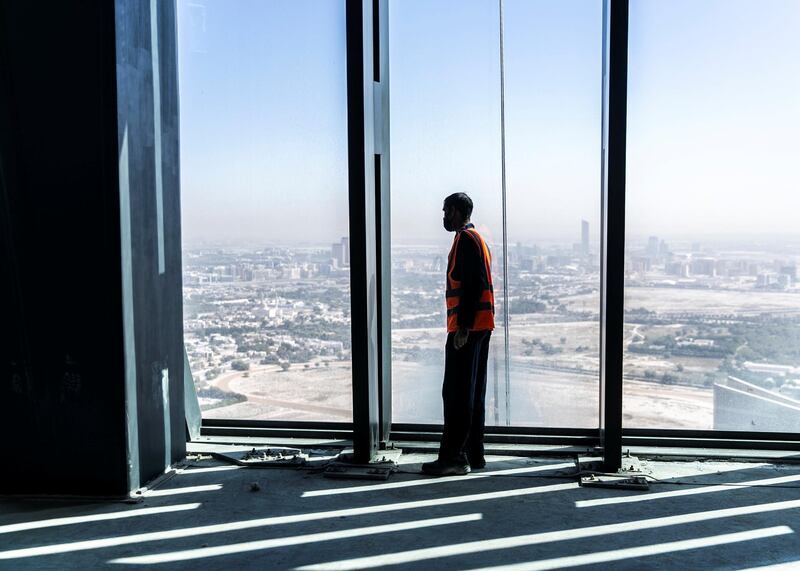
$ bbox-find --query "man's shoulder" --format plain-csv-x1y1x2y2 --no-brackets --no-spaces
456,230,483,259
458,229,483,248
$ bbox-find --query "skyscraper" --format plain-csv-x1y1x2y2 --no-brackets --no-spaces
331,237,349,268
581,220,589,255
341,237,350,266
647,236,660,257
331,242,345,268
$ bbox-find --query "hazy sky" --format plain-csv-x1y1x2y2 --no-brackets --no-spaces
177,0,800,246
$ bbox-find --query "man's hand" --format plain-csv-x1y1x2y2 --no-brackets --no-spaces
453,327,469,350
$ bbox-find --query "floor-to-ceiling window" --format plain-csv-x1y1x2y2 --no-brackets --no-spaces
177,0,353,421
503,0,604,428
623,0,800,431
389,0,604,427
389,0,506,424
177,0,800,447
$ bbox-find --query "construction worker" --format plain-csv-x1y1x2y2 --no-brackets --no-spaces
422,192,495,476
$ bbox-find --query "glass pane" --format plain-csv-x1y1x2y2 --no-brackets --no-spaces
623,0,800,430
504,0,604,427
177,0,352,421
389,0,507,424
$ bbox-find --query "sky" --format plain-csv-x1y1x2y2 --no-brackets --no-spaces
177,0,800,247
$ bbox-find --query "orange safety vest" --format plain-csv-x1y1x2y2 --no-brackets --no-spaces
446,227,495,332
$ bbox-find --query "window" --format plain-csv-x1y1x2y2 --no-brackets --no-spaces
623,0,800,431
389,0,604,427
178,0,800,449
389,0,505,424
177,0,352,421
504,0,604,427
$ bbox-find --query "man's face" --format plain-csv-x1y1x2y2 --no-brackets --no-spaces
442,204,457,232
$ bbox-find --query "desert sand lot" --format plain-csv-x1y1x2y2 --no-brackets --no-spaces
206,362,353,421
571,286,800,315
206,286,787,427
204,330,713,429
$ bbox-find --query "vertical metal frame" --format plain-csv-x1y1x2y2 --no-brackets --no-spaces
599,0,629,472
374,0,392,447
346,0,383,462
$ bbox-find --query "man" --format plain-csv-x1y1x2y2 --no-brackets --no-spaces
422,192,495,476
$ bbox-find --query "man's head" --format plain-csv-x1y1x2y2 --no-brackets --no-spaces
442,192,473,232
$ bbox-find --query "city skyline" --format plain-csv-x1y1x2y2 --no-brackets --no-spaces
180,225,800,250
183,231,800,429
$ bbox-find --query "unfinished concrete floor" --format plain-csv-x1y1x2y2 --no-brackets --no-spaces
2,447,800,570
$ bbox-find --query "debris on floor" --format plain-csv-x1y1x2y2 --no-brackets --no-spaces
213,447,307,467
322,450,402,481
323,462,396,481
579,474,650,490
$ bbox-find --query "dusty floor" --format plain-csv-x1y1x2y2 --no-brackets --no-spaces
2,448,800,570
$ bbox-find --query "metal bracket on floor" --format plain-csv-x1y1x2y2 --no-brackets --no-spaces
323,448,402,481
579,473,649,490
212,447,307,467
579,450,650,491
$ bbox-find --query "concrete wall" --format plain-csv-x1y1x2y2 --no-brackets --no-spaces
0,0,185,496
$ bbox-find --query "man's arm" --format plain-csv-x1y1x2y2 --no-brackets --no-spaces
453,233,487,331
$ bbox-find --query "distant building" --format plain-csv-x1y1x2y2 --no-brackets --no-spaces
331,242,345,268
630,256,651,274
252,269,277,280
647,236,660,257
757,272,777,288
690,257,716,277
547,255,571,267
665,260,689,278
341,237,350,266
581,220,590,255
331,237,349,268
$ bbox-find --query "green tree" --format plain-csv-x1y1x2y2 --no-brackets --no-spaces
231,360,250,372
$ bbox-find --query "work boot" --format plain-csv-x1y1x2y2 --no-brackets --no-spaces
467,456,486,470
466,449,486,470
421,458,471,476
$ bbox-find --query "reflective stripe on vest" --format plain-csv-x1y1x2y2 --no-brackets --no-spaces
446,228,495,332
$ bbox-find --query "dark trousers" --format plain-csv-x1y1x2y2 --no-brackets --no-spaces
438,329,492,463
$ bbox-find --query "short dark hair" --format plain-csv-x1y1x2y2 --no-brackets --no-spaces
444,192,473,219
